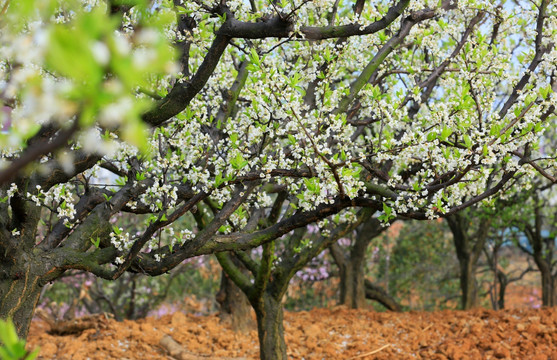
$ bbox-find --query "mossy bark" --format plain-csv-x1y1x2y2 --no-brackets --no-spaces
252,293,286,360
0,259,44,339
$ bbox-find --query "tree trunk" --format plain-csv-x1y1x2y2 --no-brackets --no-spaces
339,255,366,309
527,213,556,308
253,293,286,360
458,257,478,310
539,268,555,307
447,214,488,311
0,267,43,339
552,276,557,307
216,269,254,332
333,219,383,309
496,270,507,310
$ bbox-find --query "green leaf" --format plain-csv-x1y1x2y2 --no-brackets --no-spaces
288,134,296,145
91,237,100,248
439,126,452,141
249,48,260,66
303,178,320,194
539,84,552,100
463,134,472,148
116,176,128,186
231,153,248,170
489,124,501,136
524,93,536,107
0,319,18,347
230,133,238,148
122,119,149,153
0,318,38,360
47,26,101,84
382,202,392,216
215,173,224,187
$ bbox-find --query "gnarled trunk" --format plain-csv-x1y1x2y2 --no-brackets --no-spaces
253,293,286,360
0,261,43,339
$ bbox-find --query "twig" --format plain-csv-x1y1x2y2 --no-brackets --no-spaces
0,0,9,16
346,344,391,359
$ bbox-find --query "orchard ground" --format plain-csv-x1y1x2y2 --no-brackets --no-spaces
27,285,557,360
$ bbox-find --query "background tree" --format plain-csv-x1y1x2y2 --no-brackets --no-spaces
483,229,534,310
0,0,555,341
374,219,460,310
215,256,254,332
328,220,400,310
446,209,492,309
514,184,557,306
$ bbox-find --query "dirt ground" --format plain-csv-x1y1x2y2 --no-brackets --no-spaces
27,304,557,360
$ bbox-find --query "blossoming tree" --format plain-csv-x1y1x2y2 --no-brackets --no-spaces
0,0,555,350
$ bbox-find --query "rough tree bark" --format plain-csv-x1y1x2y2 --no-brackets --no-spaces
251,291,286,360
0,188,47,338
0,274,43,339
0,247,48,339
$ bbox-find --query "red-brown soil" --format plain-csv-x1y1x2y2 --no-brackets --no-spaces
28,306,557,360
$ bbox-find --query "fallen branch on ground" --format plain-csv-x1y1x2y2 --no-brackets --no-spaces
160,335,248,360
